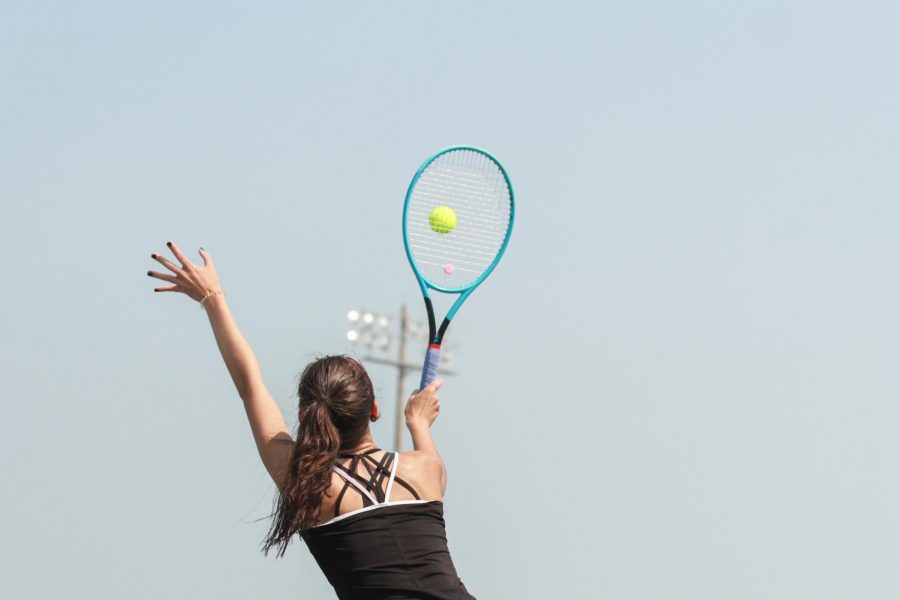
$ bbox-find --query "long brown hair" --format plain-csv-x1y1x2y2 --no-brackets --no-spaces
262,355,375,557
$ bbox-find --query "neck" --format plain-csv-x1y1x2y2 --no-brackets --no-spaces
341,430,377,453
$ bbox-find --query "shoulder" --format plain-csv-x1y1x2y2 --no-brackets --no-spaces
397,450,446,500
399,450,444,473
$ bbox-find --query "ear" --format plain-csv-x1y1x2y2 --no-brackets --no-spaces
371,399,380,422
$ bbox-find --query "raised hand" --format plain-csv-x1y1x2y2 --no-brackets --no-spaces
147,241,222,304
405,379,443,429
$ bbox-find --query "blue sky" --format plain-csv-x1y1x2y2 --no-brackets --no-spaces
2,2,899,598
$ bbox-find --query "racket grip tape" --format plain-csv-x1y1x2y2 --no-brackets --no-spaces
419,344,441,390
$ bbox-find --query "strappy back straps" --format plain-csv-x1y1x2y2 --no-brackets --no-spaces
332,449,421,517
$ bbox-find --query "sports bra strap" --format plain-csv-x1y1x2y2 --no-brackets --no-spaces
384,454,398,501
331,450,421,517
334,468,379,505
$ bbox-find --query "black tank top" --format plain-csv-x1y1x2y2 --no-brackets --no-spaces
301,449,475,600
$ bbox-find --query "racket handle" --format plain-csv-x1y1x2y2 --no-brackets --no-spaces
419,344,441,390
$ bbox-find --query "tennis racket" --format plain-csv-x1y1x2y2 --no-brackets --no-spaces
402,146,515,390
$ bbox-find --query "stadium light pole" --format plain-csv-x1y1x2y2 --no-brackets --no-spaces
345,305,456,451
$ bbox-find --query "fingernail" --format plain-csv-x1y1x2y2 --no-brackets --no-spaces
146,271,152,276
151,253,157,259
166,241,172,247
200,247,205,251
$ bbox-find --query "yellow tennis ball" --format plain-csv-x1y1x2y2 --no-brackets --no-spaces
429,206,457,234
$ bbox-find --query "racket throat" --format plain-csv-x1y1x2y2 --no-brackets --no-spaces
423,297,452,344
424,297,437,342
435,319,450,344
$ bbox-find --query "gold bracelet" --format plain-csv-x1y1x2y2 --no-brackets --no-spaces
199,288,225,308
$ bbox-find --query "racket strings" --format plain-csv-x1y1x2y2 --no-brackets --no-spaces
406,149,512,288
406,231,506,253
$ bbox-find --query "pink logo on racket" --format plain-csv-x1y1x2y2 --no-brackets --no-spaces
443,264,455,275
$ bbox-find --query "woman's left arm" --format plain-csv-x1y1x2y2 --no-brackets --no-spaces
148,242,292,488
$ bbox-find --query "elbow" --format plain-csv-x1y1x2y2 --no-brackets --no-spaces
235,377,254,402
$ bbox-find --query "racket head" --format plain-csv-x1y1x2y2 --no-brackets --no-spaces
402,146,515,296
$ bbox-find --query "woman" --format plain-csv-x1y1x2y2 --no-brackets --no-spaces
147,241,475,600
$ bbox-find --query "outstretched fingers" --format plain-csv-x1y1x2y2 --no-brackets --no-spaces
166,241,194,270
198,247,213,267
151,251,182,275
147,270,176,283
148,241,223,303
147,267,181,293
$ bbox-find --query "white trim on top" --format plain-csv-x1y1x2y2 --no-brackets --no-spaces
384,451,399,501
311,500,435,529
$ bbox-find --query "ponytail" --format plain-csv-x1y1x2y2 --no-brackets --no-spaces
262,355,373,557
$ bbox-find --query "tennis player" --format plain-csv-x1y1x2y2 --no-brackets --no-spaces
148,241,475,600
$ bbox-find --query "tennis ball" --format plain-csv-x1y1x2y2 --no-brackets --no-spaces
429,206,457,234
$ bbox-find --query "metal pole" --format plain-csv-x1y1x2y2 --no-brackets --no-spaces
393,304,408,451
